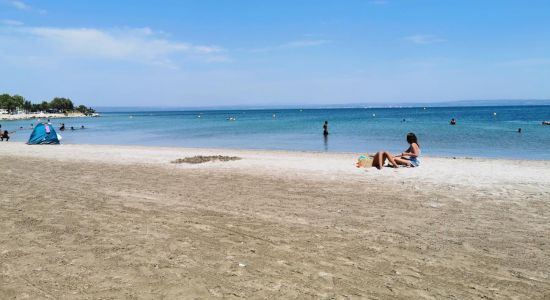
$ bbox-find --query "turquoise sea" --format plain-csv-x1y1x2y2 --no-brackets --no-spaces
2,105,550,160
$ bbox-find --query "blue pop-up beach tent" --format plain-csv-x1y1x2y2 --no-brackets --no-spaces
27,123,60,145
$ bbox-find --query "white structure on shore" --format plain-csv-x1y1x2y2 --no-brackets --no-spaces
0,111,99,121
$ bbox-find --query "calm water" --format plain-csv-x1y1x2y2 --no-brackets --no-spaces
2,106,550,160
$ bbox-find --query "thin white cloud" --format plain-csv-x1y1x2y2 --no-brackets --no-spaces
251,39,332,52
497,58,550,67
404,34,446,45
281,39,331,48
1,19,23,26
7,0,47,14
1,25,226,68
10,0,29,10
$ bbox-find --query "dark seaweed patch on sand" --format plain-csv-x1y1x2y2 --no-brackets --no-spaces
171,155,242,164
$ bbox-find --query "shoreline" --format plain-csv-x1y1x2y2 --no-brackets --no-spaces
1,142,550,188
0,112,99,121
2,141,549,163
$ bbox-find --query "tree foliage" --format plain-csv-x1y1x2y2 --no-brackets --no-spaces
0,94,25,113
0,93,94,115
76,104,96,115
49,97,74,111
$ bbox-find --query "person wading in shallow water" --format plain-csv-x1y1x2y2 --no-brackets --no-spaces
323,121,329,136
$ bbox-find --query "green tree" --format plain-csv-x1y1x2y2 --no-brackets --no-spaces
1,93,95,114
76,105,87,114
76,104,95,115
10,95,25,113
39,101,49,111
49,97,74,112
31,103,41,112
23,100,32,113
0,94,26,113
0,94,11,110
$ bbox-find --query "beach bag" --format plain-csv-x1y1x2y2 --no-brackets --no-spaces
356,155,373,168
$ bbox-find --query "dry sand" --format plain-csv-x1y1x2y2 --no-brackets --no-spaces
0,142,549,299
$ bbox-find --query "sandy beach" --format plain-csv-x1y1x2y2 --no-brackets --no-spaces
1,142,549,299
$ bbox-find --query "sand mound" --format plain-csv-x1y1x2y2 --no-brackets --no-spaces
171,155,242,164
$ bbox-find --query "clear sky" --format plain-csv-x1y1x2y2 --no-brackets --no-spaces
1,0,549,107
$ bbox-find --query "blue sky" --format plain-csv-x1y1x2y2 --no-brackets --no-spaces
1,0,549,107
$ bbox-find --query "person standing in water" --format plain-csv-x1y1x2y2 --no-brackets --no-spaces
323,121,329,136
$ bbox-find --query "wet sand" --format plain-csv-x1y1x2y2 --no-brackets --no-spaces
1,143,549,299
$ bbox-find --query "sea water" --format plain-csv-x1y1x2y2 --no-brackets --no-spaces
2,105,550,160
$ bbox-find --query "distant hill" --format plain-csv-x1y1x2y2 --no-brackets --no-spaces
95,99,550,112
413,99,550,107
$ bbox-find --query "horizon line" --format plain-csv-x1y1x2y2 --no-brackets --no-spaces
93,99,550,112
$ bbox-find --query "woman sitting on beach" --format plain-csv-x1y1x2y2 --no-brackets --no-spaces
371,132,420,169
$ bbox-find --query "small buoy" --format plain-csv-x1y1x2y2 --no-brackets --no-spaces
197,115,201,118
372,113,376,117
272,114,276,118
493,112,497,116
423,107,427,110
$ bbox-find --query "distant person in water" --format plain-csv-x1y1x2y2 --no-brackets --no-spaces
518,128,522,133
81,125,85,129
371,133,421,169
0,130,9,141
323,121,329,136
70,126,75,130
450,118,457,125
59,123,65,131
